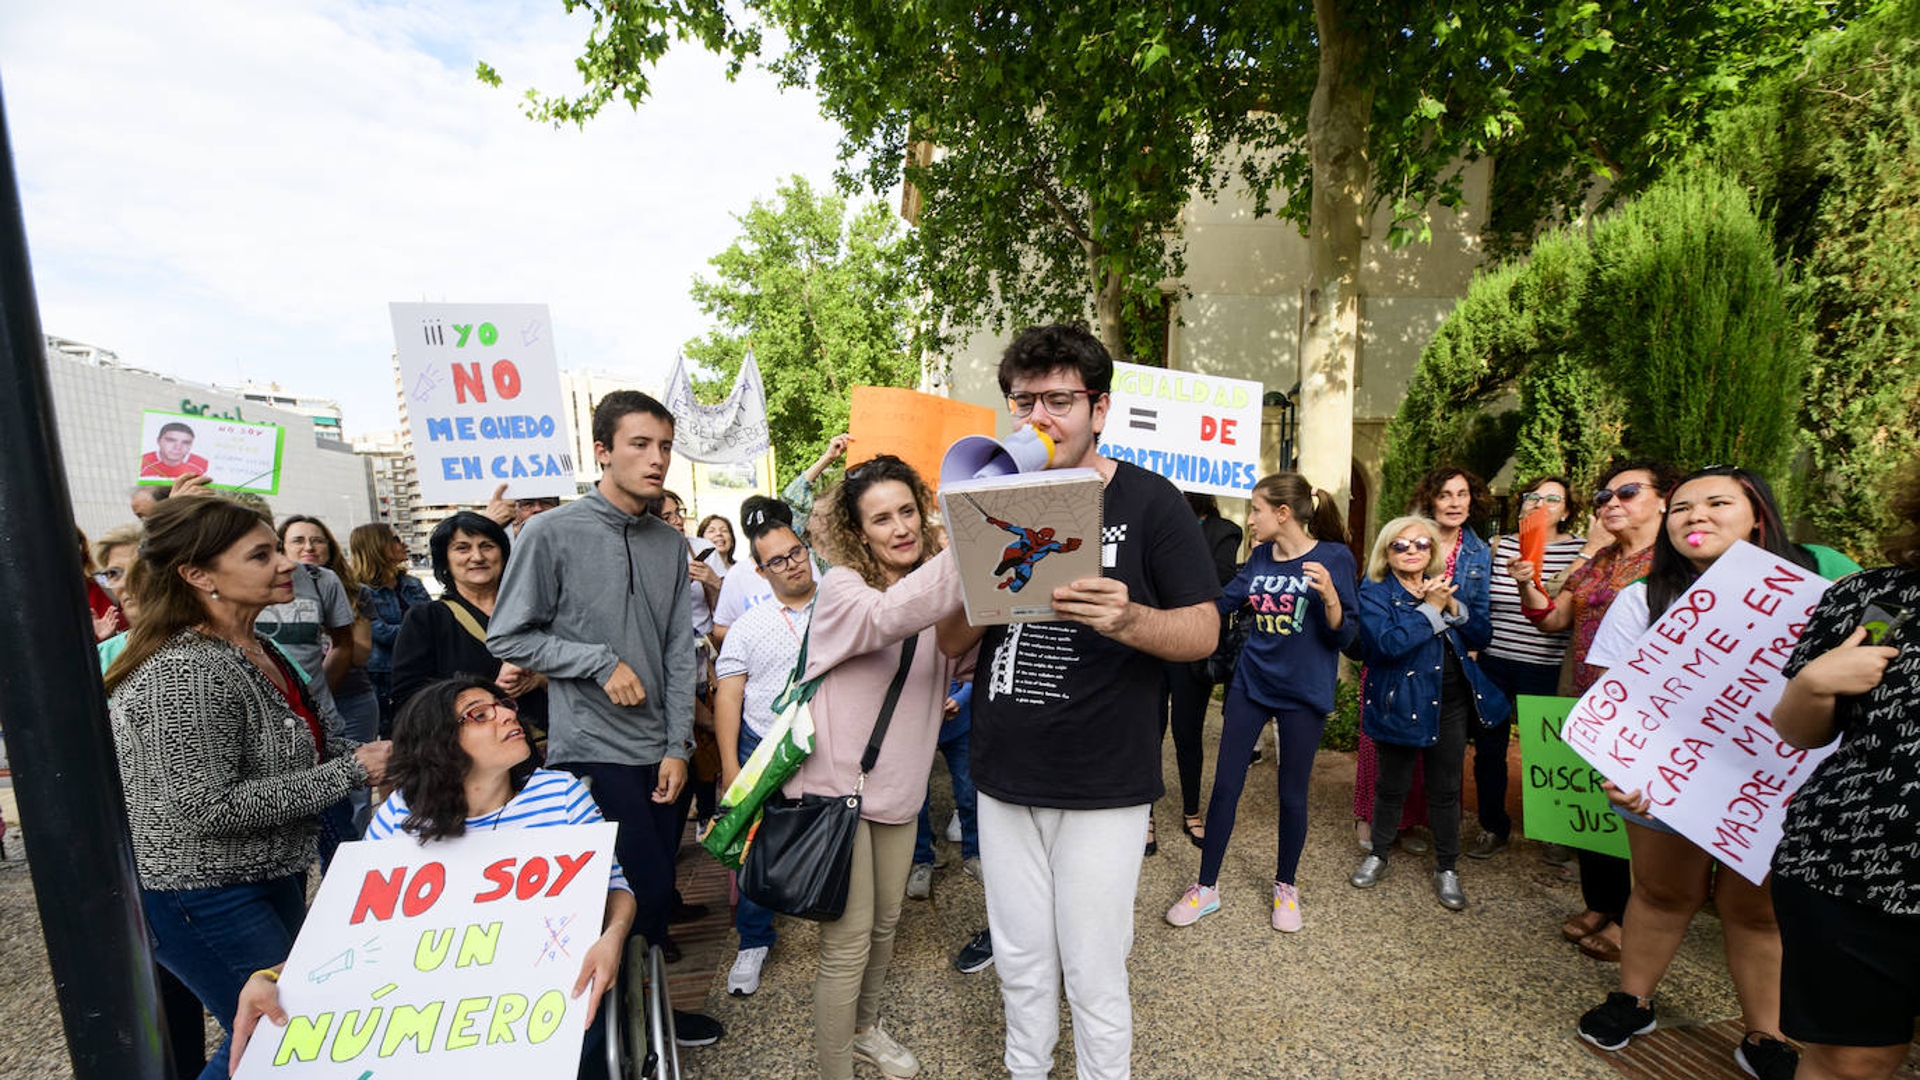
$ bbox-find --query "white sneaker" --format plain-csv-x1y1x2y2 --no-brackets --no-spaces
945,811,962,843
905,863,933,900
962,856,982,883
727,946,768,996
852,1023,921,1078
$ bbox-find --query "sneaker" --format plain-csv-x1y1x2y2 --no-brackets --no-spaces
1734,1032,1799,1080
954,929,994,973
852,1023,921,1078
905,863,933,901
672,1009,725,1047
668,900,710,923
945,811,962,843
1271,882,1303,932
1577,992,1656,1051
1433,869,1468,911
1165,884,1221,927
727,946,768,996
962,856,982,882
1465,830,1508,860
1540,842,1575,866
1350,854,1389,888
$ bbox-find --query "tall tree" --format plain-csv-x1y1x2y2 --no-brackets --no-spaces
681,176,923,488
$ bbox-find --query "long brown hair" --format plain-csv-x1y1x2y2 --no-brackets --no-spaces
349,523,401,589
278,514,361,601
1253,472,1347,546
104,497,271,694
822,454,942,589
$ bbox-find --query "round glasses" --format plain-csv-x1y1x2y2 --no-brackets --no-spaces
459,696,519,725
1006,390,1100,418
1520,492,1565,505
760,544,811,573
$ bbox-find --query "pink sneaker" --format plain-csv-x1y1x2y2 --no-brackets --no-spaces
1165,884,1221,927
1272,882,1303,932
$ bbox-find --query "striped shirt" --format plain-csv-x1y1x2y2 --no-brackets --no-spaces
365,768,630,893
1484,533,1587,666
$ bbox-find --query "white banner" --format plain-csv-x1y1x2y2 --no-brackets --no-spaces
390,303,576,504
136,409,285,494
234,822,616,1078
663,352,771,463
1099,361,1264,498
1561,542,1834,883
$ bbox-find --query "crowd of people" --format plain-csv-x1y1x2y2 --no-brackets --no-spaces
77,321,1918,1080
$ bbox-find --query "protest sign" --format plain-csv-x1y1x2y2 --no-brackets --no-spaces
663,352,771,463
1099,362,1264,499
233,822,616,1079
849,386,996,490
1516,695,1630,858
390,303,575,504
1561,541,1834,883
136,409,284,493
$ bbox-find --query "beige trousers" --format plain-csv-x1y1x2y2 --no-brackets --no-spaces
813,818,916,1080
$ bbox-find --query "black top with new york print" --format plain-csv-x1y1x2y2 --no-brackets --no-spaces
1772,567,1920,916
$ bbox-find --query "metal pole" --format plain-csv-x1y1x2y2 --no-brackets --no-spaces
0,76,174,1079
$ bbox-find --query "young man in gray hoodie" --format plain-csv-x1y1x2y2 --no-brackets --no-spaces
488,389,723,1046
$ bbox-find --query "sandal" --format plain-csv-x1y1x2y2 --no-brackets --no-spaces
1562,909,1609,943
1145,818,1158,857
1183,814,1206,847
1577,924,1623,963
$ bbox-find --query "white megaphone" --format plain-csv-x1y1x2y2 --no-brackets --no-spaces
940,425,1055,486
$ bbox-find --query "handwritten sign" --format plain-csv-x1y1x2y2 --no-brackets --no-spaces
1561,542,1833,883
136,409,284,493
1516,696,1629,858
1100,362,1264,498
390,303,575,504
233,823,616,1079
849,386,996,491
664,352,771,463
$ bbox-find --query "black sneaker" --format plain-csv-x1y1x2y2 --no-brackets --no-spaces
668,900,710,924
1578,992,1655,1051
672,1009,725,1047
954,929,994,974
1734,1032,1798,1080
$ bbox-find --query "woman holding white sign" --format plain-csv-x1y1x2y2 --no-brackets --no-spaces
1575,465,1839,1079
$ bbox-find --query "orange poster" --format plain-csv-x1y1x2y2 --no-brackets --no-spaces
849,386,997,490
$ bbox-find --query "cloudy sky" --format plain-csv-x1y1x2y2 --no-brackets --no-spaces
0,0,851,437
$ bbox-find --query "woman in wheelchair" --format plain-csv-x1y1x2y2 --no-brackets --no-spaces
228,675,636,1075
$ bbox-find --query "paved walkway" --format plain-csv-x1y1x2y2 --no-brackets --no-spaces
5,710,1918,1078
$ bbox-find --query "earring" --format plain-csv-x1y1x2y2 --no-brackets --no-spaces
211,587,220,601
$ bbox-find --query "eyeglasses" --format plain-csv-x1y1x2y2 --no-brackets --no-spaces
760,544,810,573
459,696,519,725
1006,390,1100,418
1520,493,1565,506
1389,538,1435,554
1593,482,1648,507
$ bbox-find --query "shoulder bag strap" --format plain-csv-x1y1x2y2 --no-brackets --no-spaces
442,597,488,645
857,634,920,777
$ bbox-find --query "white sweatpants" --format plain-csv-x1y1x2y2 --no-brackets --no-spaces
978,791,1150,1080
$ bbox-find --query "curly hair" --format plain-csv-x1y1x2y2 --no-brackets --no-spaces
997,322,1114,396
1408,465,1493,524
820,454,942,589
387,674,537,843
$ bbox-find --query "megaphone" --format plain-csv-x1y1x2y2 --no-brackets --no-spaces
941,426,1055,486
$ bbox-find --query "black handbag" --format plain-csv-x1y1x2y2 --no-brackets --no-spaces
740,634,919,921
1203,608,1252,684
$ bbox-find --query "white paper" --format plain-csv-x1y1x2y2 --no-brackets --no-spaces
1099,362,1264,498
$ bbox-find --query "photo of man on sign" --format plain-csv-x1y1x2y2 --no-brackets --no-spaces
139,421,209,480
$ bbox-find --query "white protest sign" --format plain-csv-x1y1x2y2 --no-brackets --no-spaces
136,409,285,493
233,822,616,1079
390,303,576,504
1560,542,1833,883
663,352,771,463
1099,361,1264,498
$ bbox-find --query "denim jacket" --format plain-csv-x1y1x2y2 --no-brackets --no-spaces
1357,575,1511,747
362,571,431,674
1450,528,1494,651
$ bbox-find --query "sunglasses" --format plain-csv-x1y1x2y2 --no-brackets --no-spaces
1593,482,1648,507
459,696,519,725
1389,537,1434,554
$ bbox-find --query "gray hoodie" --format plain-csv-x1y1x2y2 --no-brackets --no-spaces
488,488,694,767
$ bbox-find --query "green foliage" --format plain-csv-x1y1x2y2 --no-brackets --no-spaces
682,176,923,489
1321,676,1362,753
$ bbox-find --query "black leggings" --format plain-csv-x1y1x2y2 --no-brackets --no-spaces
1371,693,1471,871
1161,663,1213,817
1198,681,1325,887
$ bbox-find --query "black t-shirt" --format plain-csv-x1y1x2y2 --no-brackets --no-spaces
971,460,1222,808
1772,567,1920,916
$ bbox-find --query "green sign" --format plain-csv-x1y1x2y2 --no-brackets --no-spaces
1517,695,1630,858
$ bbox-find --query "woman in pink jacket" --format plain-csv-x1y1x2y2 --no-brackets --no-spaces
787,454,972,1080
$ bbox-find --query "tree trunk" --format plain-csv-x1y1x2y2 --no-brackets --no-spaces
1300,0,1372,517
1094,263,1126,360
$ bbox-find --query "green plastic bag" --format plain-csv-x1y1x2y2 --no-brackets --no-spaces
701,621,820,869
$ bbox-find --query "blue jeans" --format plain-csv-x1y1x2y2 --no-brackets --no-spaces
141,874,307,1080
733,727,777,950
913,713,978,865
333,686,381,830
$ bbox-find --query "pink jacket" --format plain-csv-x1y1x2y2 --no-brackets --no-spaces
785,549,964,824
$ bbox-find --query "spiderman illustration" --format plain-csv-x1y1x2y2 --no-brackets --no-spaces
987,514,1083,592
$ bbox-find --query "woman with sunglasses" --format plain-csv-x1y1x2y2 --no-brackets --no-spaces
1570,465,1825,1079
229,675,634,1077
1350,516,1509,910
1510,457,1679,962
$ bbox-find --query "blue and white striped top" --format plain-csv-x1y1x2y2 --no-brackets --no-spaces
365,768,630,893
